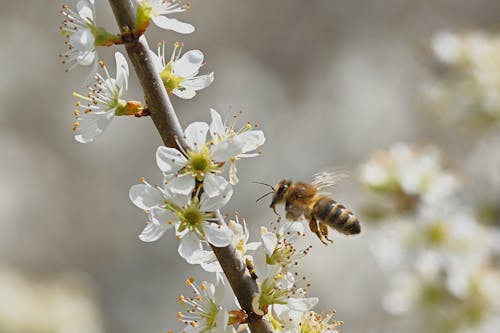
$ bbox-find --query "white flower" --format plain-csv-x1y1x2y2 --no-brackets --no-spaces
177,278,234,333
209,109,266,184
135,0,194,34
382,272,418,315
426,31,500,127
228,217,261,257
252,264,318,316
255,222,309,273
269,306,342,333
60,0,99,85
156,123,230,197
297,311,342,333
252,224,316,316
431,31,462,65
269,304,302,333
156,111,264,195
72,52,129,143
187,216,262,274
359,143,459,205
151,42,213,99
129,180,233,263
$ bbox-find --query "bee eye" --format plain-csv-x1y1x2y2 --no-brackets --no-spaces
278,185,287,195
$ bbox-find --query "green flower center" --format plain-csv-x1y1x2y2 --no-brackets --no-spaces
174,199,213,235
190,153,209,171
185,146,218,181
113,99,128,115
183,206,203,226
266,241,293,266
258,274,288,310
201,301,219,330
160,62,185,92
425,221,448,245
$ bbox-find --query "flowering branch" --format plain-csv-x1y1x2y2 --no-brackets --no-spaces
210,211,272,332
108,0,185,149
107,1,272,332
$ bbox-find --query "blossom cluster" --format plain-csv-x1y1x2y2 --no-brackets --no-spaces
129,108,264,264
359,143,500,333
359,142,460,216
172,219,340,333
62,0,213,143
61,1,348,332
425,30,500,130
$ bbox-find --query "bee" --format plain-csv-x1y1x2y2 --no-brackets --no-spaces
257,172,361,244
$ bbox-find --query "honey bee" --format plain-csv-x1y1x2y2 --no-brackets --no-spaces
257,172,361,244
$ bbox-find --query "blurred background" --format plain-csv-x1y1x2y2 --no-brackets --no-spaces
2,0,500,332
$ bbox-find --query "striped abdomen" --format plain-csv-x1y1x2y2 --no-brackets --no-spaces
312,197,361,235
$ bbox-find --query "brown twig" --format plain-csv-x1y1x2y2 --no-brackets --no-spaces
107,1,272,332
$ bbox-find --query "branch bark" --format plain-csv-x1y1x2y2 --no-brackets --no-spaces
108,1,273,332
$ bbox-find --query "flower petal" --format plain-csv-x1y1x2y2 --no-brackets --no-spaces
229,160,238,185
228,220,243,238
151,16,195,34
114,51,129,91
162,189,191,208
200,260,222,273
70,28,95,53
172,88,197,99
246,242,261,251
180,72,214,91
156,146,187,174
214,276,226,304
261,230,277,256
165,173,195,196
74,111,114,143
253,247,269,278
188,249,217,265
204,174,231,198
77,0,95,21
209,108,225,141
210,130,265,161
173,50,204,78
184,122,208,152
139,208,174,242
150,207,176,226
129,183,164,210
286,297,318,312
210,138,245,162
238,130,266,153
178,232,203,263
148,49,164,73
139,220,169,242
200,183,233,211
215,307,228,332
203,221,233,247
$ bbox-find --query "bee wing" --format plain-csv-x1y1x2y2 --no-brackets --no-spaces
311,169,349,195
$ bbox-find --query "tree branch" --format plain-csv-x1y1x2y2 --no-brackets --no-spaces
107,1,273,332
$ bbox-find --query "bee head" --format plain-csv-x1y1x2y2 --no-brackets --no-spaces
270,179,292,214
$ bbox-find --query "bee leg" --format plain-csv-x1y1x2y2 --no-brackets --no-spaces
309,217,329,245
319,223,333,243
285,200,304,221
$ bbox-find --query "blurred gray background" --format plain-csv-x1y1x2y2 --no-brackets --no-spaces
1,0,499,332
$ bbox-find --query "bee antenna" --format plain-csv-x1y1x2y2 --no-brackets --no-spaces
252,181,275,191
256,191,274,203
